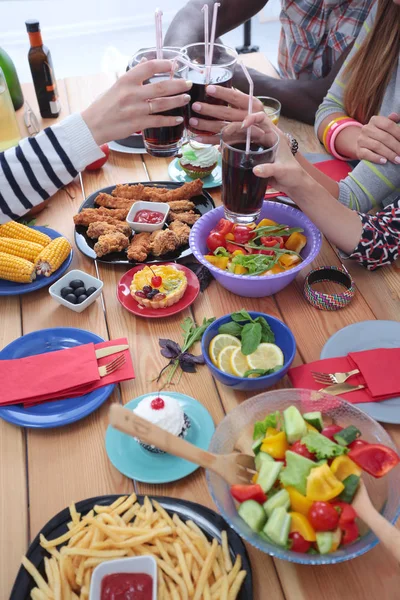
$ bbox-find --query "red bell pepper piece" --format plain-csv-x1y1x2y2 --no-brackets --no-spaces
230,484,267,504
348,439,369,451
349,443,400,478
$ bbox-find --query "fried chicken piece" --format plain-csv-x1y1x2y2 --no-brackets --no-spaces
168,210,200,226
112,180,203,202
97,206,129,220
74,209,126,228
127,232,152,262
169,221,191,245
94,192,134,209
87,221,131,239
150,229,180,256
94,232,129,257
112,183,168,200
167,200,195,212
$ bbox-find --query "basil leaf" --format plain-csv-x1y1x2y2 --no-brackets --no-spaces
241,322,262,355
230,309,253,323
255,317,275,343
218,322,243,337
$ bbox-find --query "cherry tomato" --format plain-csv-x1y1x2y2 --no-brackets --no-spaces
349,443,400,478
321,425,343,441
85,143,110,171
348,439,369,451
289,532,311,553
291,440,316,461
308,501,340,532
230,484,267,504
206,232,227,253
260,235,284,249
341,521,359,545
330,501,357,525
233,225,255,244
215,218,234,236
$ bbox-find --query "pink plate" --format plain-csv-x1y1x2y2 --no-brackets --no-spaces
117,263,200,318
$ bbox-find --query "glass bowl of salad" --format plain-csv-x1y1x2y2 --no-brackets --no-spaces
189,202,322,297
206,389,400,564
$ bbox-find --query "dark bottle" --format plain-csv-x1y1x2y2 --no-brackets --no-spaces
0,48,24,110
26,19,61,118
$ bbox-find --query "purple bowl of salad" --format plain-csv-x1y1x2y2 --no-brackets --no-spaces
189,202,322,298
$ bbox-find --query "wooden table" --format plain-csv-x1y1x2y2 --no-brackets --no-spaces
2,53,400,600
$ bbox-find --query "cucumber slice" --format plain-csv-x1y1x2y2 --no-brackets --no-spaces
337,474,360,503
263,507,291,547
258,460,283,493
333,425,361,446
316,532,333,554
263,489,290,517
255,451,274,472
238,500,267,532
252,437,264,455
303,411,323,432
283,406,308,444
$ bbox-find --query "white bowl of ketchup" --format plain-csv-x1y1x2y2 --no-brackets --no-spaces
127,201,170,233
90,555,157,600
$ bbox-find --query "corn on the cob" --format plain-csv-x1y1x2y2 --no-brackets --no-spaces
35,237,72,276
0,221,50,247
0,238,44,262
0,252,36,283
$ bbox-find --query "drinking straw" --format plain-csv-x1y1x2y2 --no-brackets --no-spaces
202,4,209,67
240,61,254,153
206,2,220,82
170,55,205,78
155,9,163,60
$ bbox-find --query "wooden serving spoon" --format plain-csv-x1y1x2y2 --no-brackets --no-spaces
109,404,255,486
352,479,400,563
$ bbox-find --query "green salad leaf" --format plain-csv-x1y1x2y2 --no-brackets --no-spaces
301,431,348,460
253,411,280,440
231,253,278,275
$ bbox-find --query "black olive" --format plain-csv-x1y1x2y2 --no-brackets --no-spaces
65,293,77,304
69,279,85,289
86,287,97,296
74,287,86,297
61,286,74,298
76,294,88,304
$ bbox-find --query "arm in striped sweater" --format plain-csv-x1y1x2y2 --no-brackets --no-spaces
0,113,104,223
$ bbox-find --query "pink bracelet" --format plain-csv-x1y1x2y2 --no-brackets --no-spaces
324,117,354,153
329,119,363,161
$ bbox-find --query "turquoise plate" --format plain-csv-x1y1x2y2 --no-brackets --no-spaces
105,392,215,484
168,156,222,188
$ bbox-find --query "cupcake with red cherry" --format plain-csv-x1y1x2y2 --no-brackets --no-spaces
133,394,191,454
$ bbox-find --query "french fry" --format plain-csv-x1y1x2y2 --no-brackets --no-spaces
193,538,218,600
44,557,54,590
94,496,127,514
51,558,62,600
220,574,229,600
228,570,247,600
31,589,47,600
152,499,176,531
21,557,52,597
69,503,81,525
174,542,194,597
176,527,204,566
221,531,233,572
157,558,188,600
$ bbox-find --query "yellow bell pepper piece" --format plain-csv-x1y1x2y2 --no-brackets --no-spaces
260,431,289,460
285,232,307,253
232,249,245,256
262,264,285,276
330,527,342,552
234,265,248,275
305,422,319,433
265,427,279,437
285,486,313,517
330,456,362,481
279,254,301,268
256,218,277,229
204,255,229,270
306,464,344,501
251,473,258,484
225,233,235,241
289,512,316,542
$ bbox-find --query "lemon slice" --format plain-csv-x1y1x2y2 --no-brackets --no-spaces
217,345,238,374
230,347,251,377
209,334,240,366
247,343,284,371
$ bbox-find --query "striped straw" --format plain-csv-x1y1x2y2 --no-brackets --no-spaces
240,61,254,153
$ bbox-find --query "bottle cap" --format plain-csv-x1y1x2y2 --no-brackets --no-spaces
25,20,41,33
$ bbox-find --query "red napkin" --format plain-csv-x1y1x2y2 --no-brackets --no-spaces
23,338,134,407
349,348,400,399
313,159,352,181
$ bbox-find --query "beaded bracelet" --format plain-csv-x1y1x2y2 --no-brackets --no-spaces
329,120,363,161
303,266,355,311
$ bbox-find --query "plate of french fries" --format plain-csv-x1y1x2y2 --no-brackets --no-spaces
11,493,252,600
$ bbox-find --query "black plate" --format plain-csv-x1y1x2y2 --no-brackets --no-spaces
74,181,215,264
10,494,252,600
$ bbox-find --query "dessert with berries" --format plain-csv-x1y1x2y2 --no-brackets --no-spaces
130,265,187,309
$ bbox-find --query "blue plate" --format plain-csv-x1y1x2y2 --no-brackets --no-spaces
0,328,115,428
106,392,215,484
168,156,222,188
0,226,73,296
321,320,400,424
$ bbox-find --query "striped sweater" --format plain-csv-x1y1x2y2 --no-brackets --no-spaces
0,113,103,223
314,4,400,212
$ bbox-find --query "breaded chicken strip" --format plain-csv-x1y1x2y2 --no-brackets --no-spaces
150,229,179,256
94,192,134,209
127,232,152,262
97,206,129,220
167,200,195,212
168,210,200,226
74,209,125,228
87,221,131,239
94,232,129,257
112,183,168,200
112,180,203,202
169,221,191,245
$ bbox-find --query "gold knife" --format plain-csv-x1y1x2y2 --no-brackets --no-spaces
319,383,365,396
95,345,129,359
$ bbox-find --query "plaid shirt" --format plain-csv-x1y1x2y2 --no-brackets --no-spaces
278,0,374,79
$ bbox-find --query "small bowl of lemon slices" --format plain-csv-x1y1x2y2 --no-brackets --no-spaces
201,310,296,391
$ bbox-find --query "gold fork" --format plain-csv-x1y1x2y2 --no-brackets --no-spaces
109,404,256,486
98,354,126,377
312,368,360,386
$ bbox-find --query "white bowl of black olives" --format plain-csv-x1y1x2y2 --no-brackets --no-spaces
49,269,103,313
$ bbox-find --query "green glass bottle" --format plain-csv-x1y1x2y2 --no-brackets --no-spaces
0,48,24,110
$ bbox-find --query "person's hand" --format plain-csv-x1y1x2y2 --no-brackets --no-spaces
82,59,192,146
356,113,400,165
191,86,264,144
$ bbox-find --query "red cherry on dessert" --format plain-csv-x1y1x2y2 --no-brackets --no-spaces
151,397,165,410
151,275,162,288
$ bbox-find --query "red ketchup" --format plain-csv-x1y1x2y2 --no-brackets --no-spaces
133,210,164,224
101,573,153,600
